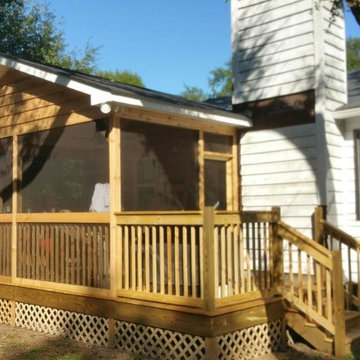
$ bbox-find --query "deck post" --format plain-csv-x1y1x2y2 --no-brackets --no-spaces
203,207,216,311
11,135,18,283
109,115,121,296
332,250,346,358
314,206,325,245
271,207,283,292
205,336,218,359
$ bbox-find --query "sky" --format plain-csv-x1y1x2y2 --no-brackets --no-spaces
42,1,359,96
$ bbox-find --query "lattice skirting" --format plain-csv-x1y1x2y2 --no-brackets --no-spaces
0,299,282,359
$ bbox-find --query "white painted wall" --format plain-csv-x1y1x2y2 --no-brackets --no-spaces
232,0,348,237
241,123,318,236
232,0,315,104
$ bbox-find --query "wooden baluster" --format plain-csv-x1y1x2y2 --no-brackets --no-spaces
167,226,173,295
152,226,157,294
61,226,65,284
233,224,239,295
159,226,165,295
191,226,196,297
332,251,346,358
326,268,332,322
145,226,150,293
137,226,143,291
298,249,303,302
98,225,103,288
239,223,245,294
105,225,110,288
252,222,257,290
51,225,55,283
55,225,59,283
307,255,312,308
86,225,91,287
220,226,226,297
182,226,188,297
174,226,180,296
245,222,251,292
226,225,233,296
316,262,322,315
199,226,204,299
257,222,262,290
263,222,268,290
289,242,293,295
124,226,129,290
81,226,86,286
348,247,352,309
131,226,136,291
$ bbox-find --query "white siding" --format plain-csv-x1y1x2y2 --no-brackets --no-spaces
241,123,318,237
232,0,315,103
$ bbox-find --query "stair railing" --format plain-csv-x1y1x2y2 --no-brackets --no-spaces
314,206,360,310
277,220,345,357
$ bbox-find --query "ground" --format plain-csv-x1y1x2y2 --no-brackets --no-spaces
0,323,340,360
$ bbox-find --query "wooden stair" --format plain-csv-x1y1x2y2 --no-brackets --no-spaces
286,306,360,354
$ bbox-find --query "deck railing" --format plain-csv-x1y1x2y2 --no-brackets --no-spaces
0,209,283,311
115,208,281,309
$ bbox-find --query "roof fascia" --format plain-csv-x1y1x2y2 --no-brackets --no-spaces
0,55,252,128
333,106,360,120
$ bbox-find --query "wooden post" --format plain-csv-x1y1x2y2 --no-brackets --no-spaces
109,115,121,297
10,300,16,328
314,206,325,245
11,136,18,282
271,207,283,292
203,207,215,311
107,318,116,348
205,336,218,360
332,251,346,358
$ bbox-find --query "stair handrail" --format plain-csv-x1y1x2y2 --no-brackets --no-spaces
276,219,345,356
314,206,360,309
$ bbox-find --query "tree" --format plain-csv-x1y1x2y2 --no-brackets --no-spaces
0,0,98,73
179,85,208,101
96,70,145,87
331,1,360,27
208,60,232,97
347,38,360,71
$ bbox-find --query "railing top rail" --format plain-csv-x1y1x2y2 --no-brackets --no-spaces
322,219,360,250
0,214,12,223
277,220,333,269
16,213,110,224
116,212,203,226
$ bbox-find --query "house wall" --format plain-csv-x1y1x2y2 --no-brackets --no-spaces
241,123,318,236
231,0,315,104
232,0,347,236
0,67,101,138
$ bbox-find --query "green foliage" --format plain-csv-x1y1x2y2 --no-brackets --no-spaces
180,85,208,101
347,38,360,71
0,0,98,73
208,59,232,97
96,69,145,87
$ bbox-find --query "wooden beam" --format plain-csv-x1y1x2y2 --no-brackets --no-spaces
0,283,284,337
121,106,236,135
11,135,18,282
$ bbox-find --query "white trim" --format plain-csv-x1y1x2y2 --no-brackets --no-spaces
0,55,252,128
333,107,360,120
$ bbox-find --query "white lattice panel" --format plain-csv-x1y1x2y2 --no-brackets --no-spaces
0,299,11,325
115,321,205,359
218,320,282,359
15,302,108,346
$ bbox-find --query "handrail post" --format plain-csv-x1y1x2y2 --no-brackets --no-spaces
271,207,283,292
332,250,346,358
203,207,216,312
314,206,325,245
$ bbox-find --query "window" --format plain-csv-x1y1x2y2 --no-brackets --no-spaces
18,121,109,213
121,120,198,211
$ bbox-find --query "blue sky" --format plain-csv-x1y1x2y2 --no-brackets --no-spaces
43,1,359,96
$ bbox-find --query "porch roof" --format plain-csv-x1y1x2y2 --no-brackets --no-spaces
0,53,252,129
